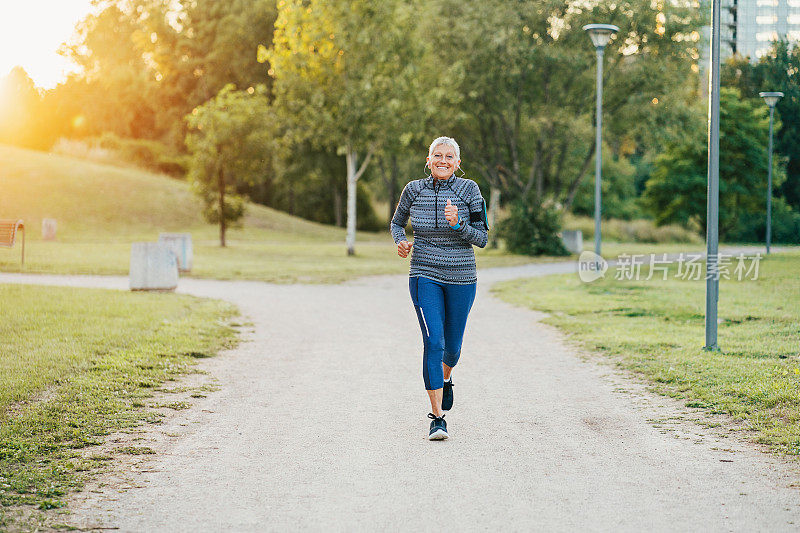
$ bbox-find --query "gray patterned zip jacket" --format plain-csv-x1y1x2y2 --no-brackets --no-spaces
390,174,489,284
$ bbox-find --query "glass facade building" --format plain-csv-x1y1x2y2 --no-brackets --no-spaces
721,0,800,59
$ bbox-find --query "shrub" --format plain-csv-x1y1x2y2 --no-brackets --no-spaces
498,199,570,256
97,133,188,177
726,197,800,244
51,138,116,163
563,214,702,244
52,134,188,177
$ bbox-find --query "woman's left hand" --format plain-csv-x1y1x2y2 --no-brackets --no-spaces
445,199,459,227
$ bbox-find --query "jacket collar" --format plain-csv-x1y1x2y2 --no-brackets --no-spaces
426,174,457,188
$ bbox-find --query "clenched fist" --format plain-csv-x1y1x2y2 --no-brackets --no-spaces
445,198,459,227
397,240,413,258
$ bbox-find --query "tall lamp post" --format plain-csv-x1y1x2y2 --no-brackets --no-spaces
758,91,783,255
705,0,721,351
583,23,619,257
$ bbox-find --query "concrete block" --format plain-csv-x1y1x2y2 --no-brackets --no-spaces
158,233,193,272
129,242,178,291
42,219,57,241
560,230,583,254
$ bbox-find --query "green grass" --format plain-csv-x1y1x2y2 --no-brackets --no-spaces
493,252,800,455
0,284,238,523
0,145,539,281
590,242,712,258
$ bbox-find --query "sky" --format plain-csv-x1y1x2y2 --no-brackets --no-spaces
0,0,95,89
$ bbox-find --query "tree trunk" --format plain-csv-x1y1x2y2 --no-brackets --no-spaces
345,149,358,256
563,144,597,213
531,140,543,201
379,154,400,223
388,154,399,223
344,143,373,256
488,186,500,248
218,165,227,247
333,187,343,227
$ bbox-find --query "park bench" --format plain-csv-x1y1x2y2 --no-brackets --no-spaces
0,219,25,266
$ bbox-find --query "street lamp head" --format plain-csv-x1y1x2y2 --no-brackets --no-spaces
583,24,620,49
759,91,784,108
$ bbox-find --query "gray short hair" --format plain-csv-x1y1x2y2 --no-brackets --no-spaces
428,136,460,160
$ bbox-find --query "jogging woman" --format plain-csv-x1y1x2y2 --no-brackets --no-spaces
390,136,489,440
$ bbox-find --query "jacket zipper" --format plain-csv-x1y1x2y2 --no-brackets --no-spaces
435,180,439,229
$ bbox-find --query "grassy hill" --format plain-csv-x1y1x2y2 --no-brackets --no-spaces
0,145,533,281
0,144,357,241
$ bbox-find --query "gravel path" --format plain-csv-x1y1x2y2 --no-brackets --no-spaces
2,256,799,531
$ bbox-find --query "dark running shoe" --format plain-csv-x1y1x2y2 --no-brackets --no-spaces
428,413,448,440
442,378,454,411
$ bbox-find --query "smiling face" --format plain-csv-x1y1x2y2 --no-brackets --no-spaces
427,143,460,180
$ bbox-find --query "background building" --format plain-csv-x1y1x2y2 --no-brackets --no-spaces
698,0,799,94
721,0,800,59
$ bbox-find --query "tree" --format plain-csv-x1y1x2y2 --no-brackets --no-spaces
185,85,272,246
58,3,160,139
419,0,706,219
571,148,642,220
642,88,783,237
723,40,800,213
58,0,277,148
267,0,418,255
0,67,48,149
133,0,278,147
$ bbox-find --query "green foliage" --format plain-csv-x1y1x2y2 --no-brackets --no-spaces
95,133,188,176
185,84,273,245
56,0,277,147
355,182,383,231
499,199,570,256
0,1,278,154
641,127,708,227
267,0,417,154
642,88,784,237
265,143,380,230
722,41,800,213
151,0,277,146
57,4,161,140
4,0,762,238
571,149,643,220
420,0,706,211
267,0,421,251
727,197,800,244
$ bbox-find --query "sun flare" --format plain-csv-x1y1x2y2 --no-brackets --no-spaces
0,0,93,90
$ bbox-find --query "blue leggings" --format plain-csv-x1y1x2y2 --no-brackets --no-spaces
409,277,477,390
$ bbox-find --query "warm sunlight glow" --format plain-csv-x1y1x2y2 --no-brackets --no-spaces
71,115,86,129
0,0,94,89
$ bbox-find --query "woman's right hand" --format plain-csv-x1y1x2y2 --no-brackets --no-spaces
397,240,413,258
